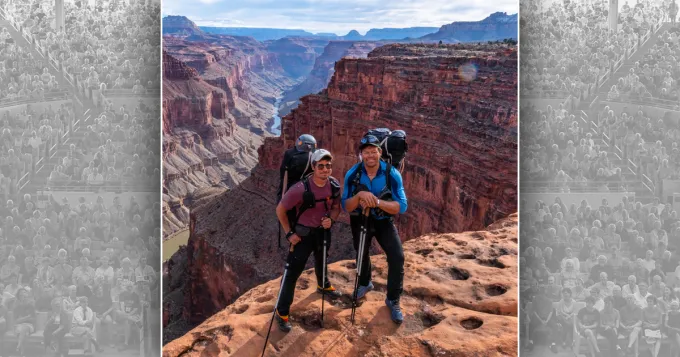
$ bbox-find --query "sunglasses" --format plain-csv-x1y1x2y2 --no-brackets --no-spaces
316,163,332,170
360,135,380,145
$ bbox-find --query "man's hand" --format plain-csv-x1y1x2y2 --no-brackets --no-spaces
321,217,332,229
359,191,377,208
288,233,301,246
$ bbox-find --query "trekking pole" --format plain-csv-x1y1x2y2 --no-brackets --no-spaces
261,246,292,357
350,208,370,325
321,224,329,328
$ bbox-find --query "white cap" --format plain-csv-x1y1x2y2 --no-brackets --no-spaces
311,149,333,164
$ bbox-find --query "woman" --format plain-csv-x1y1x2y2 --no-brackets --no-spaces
134,255,155,284
116,258,135,286
573,278,589,301
62,285,78,314
70,297,102,353
599,296,621,357
43,297,69,356
664,300,680,357
659,287,679,312
95,256,114,286
560,260,579,289
91,282,114,347
555,288,576,349
561,247,581,273
13,287,36,356
643,294,664,357
72,256,95,288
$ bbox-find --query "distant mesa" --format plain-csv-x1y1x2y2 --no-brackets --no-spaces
162,12,517,44
419,12,518,43
163,15,204,35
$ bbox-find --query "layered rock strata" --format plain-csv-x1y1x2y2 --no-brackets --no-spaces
163,43,518,342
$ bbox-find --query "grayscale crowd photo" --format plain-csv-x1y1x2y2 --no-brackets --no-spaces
520,0,680,356
0,0,161,356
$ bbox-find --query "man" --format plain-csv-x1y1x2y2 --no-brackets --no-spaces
589,272,615,299
274,149,342,332
342,134,408,324
575,296,602,357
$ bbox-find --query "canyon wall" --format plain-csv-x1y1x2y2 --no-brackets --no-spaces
278,41,385,117
162,42,518,343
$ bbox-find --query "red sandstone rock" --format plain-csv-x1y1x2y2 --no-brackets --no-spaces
162,32,328,237
162,214,518,357
162,43,518,342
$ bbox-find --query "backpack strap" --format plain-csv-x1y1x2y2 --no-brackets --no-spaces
384,162,393,194
351,164,363,196
301,152,312,181
294,176,338,225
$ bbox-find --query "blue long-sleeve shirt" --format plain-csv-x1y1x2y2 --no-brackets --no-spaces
341,160,407,219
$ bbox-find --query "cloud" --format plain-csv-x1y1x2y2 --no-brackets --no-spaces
163,0,517,35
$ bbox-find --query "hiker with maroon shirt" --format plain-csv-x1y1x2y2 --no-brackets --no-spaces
274,149,342,332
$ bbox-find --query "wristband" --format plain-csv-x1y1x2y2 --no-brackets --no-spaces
377,199,380,207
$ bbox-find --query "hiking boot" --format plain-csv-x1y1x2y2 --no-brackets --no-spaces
276,310,292,332
385,298,403,324
317,285,343,298
356,282,374,300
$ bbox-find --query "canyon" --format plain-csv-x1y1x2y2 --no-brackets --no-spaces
163,213,518,357
162,42,518,344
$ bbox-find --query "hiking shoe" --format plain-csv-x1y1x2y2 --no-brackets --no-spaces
356,282,374,300
317,285,343,298
276,310,292,332
385,298,403,324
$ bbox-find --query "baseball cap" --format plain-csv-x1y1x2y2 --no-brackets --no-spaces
311,149,333,164
359,135,381,150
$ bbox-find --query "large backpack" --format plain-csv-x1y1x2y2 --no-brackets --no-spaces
277,147,314,201
365,128,408,172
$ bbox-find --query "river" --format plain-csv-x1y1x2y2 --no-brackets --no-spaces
270,97,282,136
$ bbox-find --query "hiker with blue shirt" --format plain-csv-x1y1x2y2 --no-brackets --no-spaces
342,134,408,324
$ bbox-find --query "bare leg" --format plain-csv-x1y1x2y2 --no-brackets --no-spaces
586,328,601,354
652,340,660,357
628,327,640,348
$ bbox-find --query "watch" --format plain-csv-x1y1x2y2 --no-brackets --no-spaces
285,231,295,240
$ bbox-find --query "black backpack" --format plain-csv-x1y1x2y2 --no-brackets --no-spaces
277,147,314,201
365,128,408,172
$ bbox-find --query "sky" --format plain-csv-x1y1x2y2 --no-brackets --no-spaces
162,0,518,35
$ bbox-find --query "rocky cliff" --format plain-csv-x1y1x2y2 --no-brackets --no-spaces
420,12,518,43
278,41,385,117
264,37,329,78
162,42,518,343
162,34,304,238
163,15,204,36
163,213,518,357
